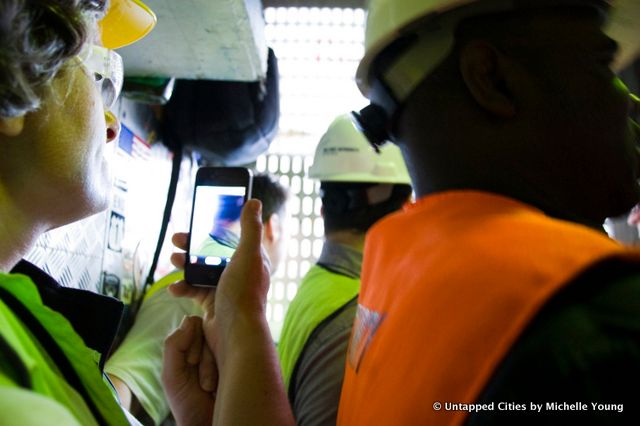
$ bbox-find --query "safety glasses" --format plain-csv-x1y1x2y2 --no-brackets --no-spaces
78,44,124,110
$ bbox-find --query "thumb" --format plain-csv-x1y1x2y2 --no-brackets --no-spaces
235,199,264,257
216,199,271,310
162,316,202,385
166,315,197,350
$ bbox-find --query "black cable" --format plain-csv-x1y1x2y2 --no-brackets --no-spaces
142,128,183,298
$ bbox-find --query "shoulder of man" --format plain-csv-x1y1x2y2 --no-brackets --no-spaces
471,259,640,422
290,298,358,426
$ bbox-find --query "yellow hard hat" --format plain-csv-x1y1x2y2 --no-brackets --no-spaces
99,0,156,49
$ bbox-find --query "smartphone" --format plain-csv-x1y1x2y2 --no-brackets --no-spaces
185,167,253,286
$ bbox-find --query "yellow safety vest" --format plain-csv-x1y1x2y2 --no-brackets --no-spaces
278,265,359,391
0,273,129,425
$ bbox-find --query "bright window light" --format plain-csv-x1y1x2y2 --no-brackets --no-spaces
262,7,366,341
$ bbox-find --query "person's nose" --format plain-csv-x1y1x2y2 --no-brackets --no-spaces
105,110,121,143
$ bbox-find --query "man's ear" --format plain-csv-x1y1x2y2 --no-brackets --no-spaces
0,115,25,137
459,41,516,118
263,213,281,244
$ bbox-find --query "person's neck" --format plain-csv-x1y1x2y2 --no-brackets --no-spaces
532,199,607,233
325,231,365,251
414,183,608,233
0,188,45,272
212,220,241,237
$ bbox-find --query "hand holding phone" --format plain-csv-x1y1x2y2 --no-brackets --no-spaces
165,199,286,426
185,167,253,286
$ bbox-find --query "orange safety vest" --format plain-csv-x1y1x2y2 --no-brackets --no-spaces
338,191,640,425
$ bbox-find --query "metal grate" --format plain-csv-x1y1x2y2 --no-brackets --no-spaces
265,6,367,143
256,153,323,341
25,212,107,291
262,6,366,341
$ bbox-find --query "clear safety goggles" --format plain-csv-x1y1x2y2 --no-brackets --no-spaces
78,44,124,110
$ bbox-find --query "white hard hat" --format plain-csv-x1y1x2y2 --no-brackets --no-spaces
605,0,640,71
357,0,640,101
308,114,411,184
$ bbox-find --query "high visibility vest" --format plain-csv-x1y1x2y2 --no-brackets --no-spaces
105,269,203,425
0,273,130,425
338,191,640,425
142,270,184,301
278,265,360,391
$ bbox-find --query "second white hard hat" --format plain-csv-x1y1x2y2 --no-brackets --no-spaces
308,114,411,185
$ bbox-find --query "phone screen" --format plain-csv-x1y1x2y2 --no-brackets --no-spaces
185,167,252,286
188,185,246,268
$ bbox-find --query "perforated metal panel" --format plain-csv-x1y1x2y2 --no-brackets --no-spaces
265,6,367,138
25,213,108,292
255,153,322,341
260,6,365,341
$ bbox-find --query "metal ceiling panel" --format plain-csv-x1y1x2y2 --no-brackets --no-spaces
118,0,267,81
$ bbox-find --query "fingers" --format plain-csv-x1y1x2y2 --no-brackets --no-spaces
170,232,188,269
163,316,218,394
172,232,189,251
169,316,201,350
162,315,217,426
170,233,188,270
186,316,203,366
170,252,186,270
199,343,218,393
163,316,199,383
169,281,201,298
169,282,215,309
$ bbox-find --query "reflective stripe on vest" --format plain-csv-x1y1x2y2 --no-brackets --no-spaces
0,273,129,425
143,270,184,302
338,191,640,425
278,265,360,391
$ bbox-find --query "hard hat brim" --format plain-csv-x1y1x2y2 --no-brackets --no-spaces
356,0,472,98
309,173,413,185
308,114,412,185
357,0,640,99
99,0,157,49
605,0,640,72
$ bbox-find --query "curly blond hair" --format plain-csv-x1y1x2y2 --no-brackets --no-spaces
0,0,106,117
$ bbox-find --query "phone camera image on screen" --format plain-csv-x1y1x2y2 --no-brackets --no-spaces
189,186,245,268
185,167,252,286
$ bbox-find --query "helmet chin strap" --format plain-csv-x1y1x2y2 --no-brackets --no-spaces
351,105,391,153
352,6,459,151
351,29,454,152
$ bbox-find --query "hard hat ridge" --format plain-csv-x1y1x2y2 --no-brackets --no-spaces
354,0,634,148
308,114,411,185
359,0,613,100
